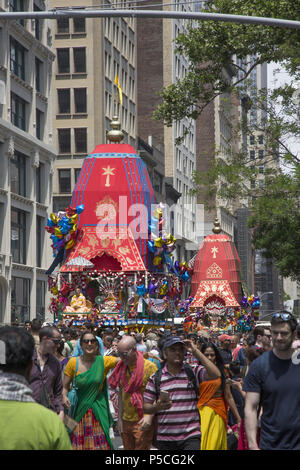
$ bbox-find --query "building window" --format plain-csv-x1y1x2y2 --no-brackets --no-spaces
75,168,81,184
35,57,42,92
58,169,71,193
258,179,264,189
74,88,87,113
11,92,26,131
10,37,26,81
11,276,30,324
53,196,71,213
57,89,70,114
36,280,46,321
36,215,44,267
73,48,86,73
10,151,26,197
258,135,264,145
250,150,255,161
259,149,264,159
58,128,71,154
73,17,85,33
74,128,87,153
36,108,44,140
10,0,25,26
57,18,69,34
11,208,27,264
152,171,163,194
259,165,264,174
250,135,255,145
57,48,70,74
10,0,24,11
34,3,43,40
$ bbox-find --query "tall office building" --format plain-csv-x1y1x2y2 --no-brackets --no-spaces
0,0,56,324
50,0,138,213
137,0,198,263
195,63,239,241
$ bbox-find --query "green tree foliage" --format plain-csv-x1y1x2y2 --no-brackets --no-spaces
153,0,300,279
154,0,299,125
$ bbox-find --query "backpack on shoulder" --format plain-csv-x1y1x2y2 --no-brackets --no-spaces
151,363,198,447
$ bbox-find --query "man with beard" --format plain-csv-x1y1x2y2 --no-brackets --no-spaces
243,312,300,450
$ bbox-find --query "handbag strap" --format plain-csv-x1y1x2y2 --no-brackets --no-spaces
74,357,79,385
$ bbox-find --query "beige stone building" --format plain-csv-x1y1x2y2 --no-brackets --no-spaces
0,0,56,324
137,0,198,264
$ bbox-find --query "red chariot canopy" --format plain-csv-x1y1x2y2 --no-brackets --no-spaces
60,226,146,272
190,231,242,308
60,143,157,271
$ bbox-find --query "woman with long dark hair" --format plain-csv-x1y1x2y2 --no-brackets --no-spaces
197,342,241,450
62,331,120,450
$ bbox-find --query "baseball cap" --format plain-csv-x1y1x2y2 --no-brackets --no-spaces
162,336,186,351
218,334,232,342
104,328,113,334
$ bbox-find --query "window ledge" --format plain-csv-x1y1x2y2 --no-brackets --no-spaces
56,114,72,119
0,187,8,196
36,91,48,103
36,202,48,211
55,33,71,39
57,154,72,158
11,73,33,93
71,33,87,38
72,73,87,79
72,113,87,118
12,263,34,272
54,192,72,196
56,73,71,79
11,193,34,206
73,153,87,158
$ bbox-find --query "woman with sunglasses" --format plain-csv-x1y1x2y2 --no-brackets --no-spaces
62,331,120,450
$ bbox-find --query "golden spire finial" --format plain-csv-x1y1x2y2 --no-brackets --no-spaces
107,115,124,143
212,217,222,234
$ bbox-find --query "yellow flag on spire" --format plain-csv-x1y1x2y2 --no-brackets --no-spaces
114,74,123,106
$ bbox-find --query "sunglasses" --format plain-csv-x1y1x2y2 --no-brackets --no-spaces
49,337,60,344
82,338,97,345
119,347,134,358
272,313,293,321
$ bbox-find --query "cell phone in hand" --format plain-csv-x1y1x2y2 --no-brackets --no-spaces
160,390,170,402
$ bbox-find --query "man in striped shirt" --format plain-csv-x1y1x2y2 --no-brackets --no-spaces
143,336,221,451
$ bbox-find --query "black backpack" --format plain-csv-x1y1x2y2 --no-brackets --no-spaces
153,362,199,400
151,362,198,448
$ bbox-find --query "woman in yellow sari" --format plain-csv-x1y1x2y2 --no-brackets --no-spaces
198,342,241,450
62,331,120,450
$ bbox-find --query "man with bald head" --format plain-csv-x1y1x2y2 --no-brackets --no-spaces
108,335,157,450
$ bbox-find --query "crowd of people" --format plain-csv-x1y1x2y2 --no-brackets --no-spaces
1,311,300,450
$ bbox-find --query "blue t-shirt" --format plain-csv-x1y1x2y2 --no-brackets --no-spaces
236,347,245,367
243,350,300,450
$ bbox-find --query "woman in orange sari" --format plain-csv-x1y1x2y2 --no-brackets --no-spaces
198,342,241,450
